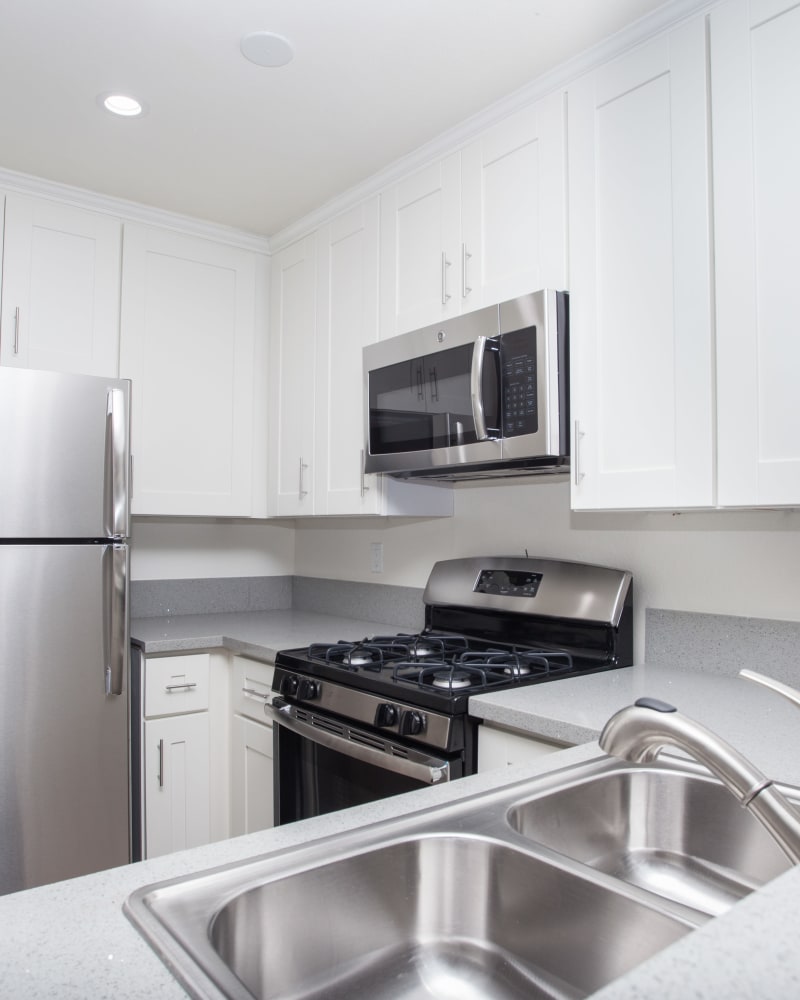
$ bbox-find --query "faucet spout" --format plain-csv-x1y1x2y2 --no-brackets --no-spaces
600,697,800,865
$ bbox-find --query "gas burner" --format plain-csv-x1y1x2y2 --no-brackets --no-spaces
308,641,402,672
371,633,471,662
431,669,474,690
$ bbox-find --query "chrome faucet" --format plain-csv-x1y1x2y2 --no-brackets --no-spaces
599,690,800,865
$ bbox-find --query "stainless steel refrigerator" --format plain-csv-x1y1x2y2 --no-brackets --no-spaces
0,367,131,895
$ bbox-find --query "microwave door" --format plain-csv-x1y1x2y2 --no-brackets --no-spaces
425,341,500,448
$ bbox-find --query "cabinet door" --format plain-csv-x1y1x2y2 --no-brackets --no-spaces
0,194,120,375
461,94,567,309
144,712,210,858
712,0,800,506
379,155,461,337
269,234,317,515
230,715,274,837
569,17,713,510
120,223,260,516
316,199,382,515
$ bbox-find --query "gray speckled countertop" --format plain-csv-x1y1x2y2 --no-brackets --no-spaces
2,611,799,998
130,609,407,658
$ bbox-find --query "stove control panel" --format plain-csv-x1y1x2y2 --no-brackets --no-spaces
474,568,543,598
280,674,320,701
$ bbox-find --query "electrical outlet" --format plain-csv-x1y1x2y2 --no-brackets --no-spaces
370,542,383,574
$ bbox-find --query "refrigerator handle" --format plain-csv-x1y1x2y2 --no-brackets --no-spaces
105,388,129,538
104,543,129,696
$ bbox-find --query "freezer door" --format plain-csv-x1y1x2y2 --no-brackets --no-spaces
0,368,130,539
0,544,130,894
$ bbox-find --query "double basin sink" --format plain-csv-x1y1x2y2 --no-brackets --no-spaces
125,754,797,1000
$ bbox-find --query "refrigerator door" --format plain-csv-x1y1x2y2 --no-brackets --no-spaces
0,543,130,894
0,368,130,540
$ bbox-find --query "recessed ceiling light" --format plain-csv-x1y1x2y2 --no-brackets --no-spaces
97,93,147,117
240,31,294,68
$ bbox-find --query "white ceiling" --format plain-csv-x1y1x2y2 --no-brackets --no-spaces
0,0,671,238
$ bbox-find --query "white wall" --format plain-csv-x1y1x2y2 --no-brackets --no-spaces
293,478,800,658
130,518,295,580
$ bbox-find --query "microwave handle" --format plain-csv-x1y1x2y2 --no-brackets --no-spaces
470,336,500,441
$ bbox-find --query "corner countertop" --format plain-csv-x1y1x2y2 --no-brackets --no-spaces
4,610,795,998
130,609,414,659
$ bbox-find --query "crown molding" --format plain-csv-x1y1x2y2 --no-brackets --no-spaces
0,165,271,255
269,0,714,252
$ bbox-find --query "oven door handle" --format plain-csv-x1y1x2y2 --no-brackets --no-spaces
267,699,451,785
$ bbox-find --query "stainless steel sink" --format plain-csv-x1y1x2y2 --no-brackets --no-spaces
507,762,796,917
126,754,795,1000
209,834,689,1000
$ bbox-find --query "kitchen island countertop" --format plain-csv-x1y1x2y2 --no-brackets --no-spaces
1,610,797,998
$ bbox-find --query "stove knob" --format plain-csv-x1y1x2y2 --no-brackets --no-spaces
297,678,320,701
281,674,299,698
374,703,399,728
400,710,425,737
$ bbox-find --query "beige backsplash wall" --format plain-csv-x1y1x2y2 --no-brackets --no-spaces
131,479,800,662
293,478,800,657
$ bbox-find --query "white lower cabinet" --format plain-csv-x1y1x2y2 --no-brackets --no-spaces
230,656,275,836
144,712,211,858
477,723,565,772
230,715,274,836
142,654,212,859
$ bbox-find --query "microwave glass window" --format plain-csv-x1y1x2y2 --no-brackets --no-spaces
368,344,500,456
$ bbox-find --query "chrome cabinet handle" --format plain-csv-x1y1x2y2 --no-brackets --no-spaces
165,682,197,693
13,306,21,355
573,420,585,485
298,457,309,499
157,739,165,789
241,686,271,702
360,448,369,498
441,251,452,305
462,244,472,298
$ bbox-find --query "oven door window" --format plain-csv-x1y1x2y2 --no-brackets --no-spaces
274,722,461,825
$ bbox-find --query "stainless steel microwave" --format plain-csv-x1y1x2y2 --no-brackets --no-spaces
363,290,569,482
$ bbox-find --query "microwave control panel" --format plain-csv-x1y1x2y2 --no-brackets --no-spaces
499,327,538,437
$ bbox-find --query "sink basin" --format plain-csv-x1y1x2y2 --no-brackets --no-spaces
127,830,693,1000
129,754,793,999
507,765,794,916
210,834,689,1000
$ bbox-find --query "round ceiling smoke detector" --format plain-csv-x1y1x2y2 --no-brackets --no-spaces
240,31,294,68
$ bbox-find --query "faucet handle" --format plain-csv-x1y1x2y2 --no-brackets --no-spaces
739,669,800,712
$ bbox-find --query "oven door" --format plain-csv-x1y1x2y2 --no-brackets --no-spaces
268,699,460,826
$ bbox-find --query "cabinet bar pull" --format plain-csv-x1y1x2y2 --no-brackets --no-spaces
242,687,271,702
298,457,309,499
13,307,21,355
462,244,472,298
165,682,197,692
157,739,164,788
360,448,369,498
441,252,452,305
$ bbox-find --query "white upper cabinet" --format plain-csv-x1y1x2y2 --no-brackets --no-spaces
568,16,714,510
316,200,381,515
120,223,266,517
269,233,317,516
315,199,453,518
711,0,800,507
460,94,567,308
0,194,121,376
379,155,461,337
379,94,567,338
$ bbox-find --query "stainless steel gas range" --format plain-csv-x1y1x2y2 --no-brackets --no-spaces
269,556,633,825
